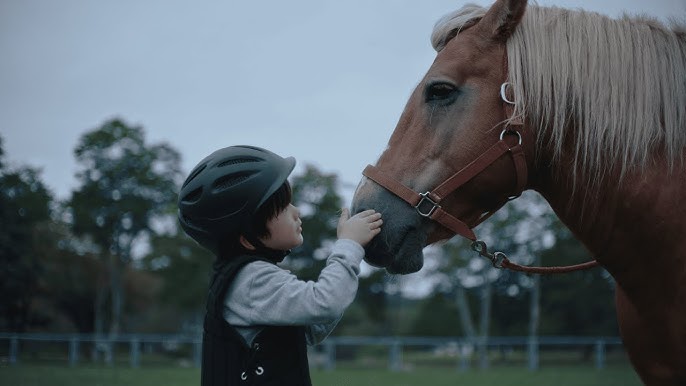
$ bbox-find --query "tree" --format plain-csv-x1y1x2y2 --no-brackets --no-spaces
68,118,183,336
409,292,462,336
0,135,54,332
538,233,617,335
140,230,213,333
406,191,615,367
483,193,617,337
32,219,102,333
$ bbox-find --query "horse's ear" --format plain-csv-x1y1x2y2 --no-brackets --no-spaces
477,0,527,42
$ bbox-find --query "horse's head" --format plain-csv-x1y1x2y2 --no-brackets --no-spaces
352,0,532,274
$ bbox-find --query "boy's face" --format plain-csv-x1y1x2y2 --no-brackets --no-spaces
259,204,303,251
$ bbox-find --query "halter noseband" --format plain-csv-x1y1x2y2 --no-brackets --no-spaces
363,82,599,274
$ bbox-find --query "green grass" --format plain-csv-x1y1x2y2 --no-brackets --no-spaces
0,363,643,386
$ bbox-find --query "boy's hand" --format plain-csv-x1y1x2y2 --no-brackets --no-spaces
337,208,382,247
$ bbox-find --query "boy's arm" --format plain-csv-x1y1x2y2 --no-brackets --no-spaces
224,239,364,327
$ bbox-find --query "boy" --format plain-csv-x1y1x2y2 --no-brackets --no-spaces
177,145,382,386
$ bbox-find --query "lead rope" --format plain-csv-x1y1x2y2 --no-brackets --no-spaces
471,240,599,274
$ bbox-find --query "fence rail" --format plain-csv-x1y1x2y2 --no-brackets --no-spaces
0,333,625,371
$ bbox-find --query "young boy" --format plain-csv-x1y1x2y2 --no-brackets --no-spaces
177,145,382,386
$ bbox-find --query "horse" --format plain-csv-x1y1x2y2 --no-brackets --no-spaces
350,1,686,384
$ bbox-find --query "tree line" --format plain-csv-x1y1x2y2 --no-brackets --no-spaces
0,118,619,342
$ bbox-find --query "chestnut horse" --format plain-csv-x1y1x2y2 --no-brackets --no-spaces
351,1,686,384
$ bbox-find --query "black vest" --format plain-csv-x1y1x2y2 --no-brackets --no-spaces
201,255,312,386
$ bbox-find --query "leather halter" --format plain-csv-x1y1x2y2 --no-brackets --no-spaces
363,82,527,241
363,129,526,241
362,82,599,274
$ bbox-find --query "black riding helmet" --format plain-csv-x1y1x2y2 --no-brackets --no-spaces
178,145,296,254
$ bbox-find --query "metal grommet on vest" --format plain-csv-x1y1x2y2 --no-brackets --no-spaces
239,366,265,382
240,341,264,382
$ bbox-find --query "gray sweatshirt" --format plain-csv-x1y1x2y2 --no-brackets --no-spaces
222,239,364,346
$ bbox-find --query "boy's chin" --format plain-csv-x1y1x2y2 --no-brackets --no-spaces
282,237,303,251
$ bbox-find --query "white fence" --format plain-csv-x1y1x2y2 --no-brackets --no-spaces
0,333,626,371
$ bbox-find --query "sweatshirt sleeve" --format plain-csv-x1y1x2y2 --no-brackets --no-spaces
305,317,342,346
223,239,364,327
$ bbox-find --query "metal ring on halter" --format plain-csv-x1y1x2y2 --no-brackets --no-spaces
255,366,264,375
471,240,488,256
500,129,522,145
500,82,516,105
241,372,247,381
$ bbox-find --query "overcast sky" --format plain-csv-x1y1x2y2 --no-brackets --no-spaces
2,0,684,205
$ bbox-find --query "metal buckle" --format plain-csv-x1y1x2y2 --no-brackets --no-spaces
416,192,441,217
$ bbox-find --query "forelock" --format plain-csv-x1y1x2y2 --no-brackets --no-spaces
431,3,488,51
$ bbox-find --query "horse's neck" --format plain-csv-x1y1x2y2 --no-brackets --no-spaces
533,170,618,259
534,153,686,283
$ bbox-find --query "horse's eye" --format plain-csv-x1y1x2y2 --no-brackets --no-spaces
425,82,457,102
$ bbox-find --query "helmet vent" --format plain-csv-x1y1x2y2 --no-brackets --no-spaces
213,172,252,193
182,164,207,188
217,157,259,168
181,187,203,203
180,214,204,231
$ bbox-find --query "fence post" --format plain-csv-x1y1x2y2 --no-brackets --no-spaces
324,340,336,371
389,340,402,372
458,341,470,372
528,336,539,371
478,337,489,370
130,337,140,368
69,337,79,366
103,338,113,366
193,339,202,368
595,340,605,370
9,336,19,365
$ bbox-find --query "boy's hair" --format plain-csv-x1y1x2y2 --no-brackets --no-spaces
251,180,293,239
218,180,293,258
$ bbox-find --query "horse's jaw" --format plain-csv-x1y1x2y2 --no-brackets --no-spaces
363,225,427,274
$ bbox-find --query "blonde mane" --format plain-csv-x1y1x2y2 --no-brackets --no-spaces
432,3,686,185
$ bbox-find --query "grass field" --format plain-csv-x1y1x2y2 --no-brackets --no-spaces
0,364,643,386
